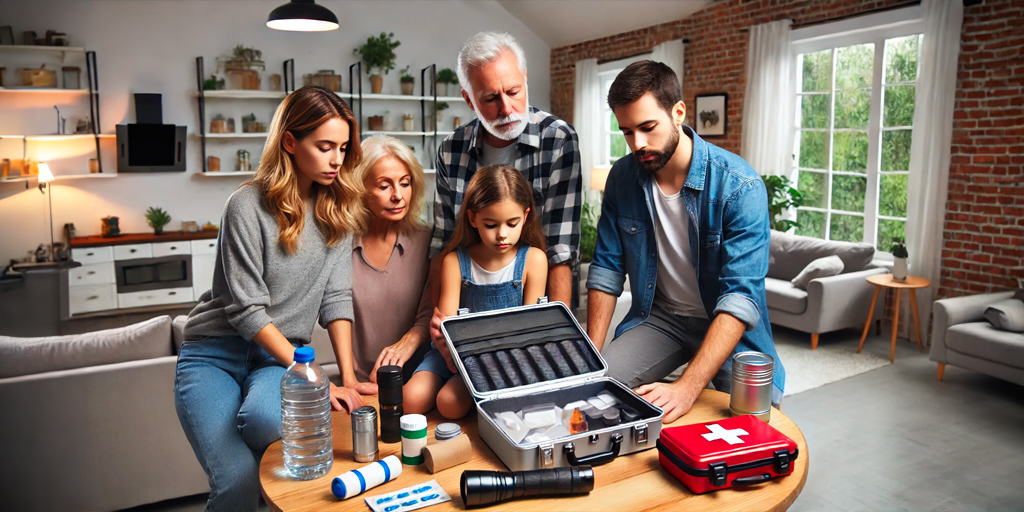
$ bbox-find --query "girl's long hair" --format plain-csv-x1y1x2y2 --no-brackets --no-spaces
442,164,546,257
251,85,367,254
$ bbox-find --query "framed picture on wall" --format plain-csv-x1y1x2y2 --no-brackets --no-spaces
694,93,728,137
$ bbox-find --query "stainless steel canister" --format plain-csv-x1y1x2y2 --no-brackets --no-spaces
729,352,774,422
351,405,379,462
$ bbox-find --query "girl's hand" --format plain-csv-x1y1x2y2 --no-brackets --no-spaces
430,308,458,373
369,330,423,381
329,382,364,413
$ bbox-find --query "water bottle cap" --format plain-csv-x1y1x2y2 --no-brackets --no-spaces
293,346,315,363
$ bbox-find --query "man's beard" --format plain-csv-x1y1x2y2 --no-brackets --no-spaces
473,86,530,141
634,126,680,176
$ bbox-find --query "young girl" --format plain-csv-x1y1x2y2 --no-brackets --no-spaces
175,86,367,512
404,165,548,419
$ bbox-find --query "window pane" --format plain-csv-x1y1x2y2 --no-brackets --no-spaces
610,111,619,132
835,43,874,90
610,133,627,159
832,174,866,212
799,131,828,169
881,129,912,172
835,88,870,129
879,174,908,218
883,84,915,127
885,34,920,83
801,50,832,93
877,219,906,250
832,131,868,172
830,213,864,242
796,210,825,239
799,94,830,129
798,170,827,208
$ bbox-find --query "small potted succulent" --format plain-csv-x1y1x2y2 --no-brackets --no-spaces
891,238,909,281
400,65,415,95
436,68,457,97
367,113,384,131
435,102,449,131
145,207,172,236
354,32,400,94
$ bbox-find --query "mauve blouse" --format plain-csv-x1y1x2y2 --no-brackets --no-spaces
350,226,432,380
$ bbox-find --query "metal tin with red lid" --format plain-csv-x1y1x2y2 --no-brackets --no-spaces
656,415,799,494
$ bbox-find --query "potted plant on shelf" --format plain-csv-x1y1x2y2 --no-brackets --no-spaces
145,207,171,236
354,32,400,94
368,113,385,131
891,238,909,281
400,65,415,95
435,102,449,131
220,45,265,90
436,68,457,97
761,174,804,232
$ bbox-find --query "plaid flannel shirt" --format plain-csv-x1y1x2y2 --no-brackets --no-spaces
431,107,582,268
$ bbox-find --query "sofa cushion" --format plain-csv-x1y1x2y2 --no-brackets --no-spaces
946,321,1024,369
984,299,1024,333
765,277,808,314
768,230,875,281
172,315,188,354
791,255,845,290
0,315,173,379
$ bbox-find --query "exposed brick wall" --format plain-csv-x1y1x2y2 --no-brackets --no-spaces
552,0,1024,302
941,0,1024,297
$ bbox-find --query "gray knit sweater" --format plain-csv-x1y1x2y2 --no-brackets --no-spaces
183,184,353,344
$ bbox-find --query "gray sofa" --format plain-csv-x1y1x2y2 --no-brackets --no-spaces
930,291,1024,386
0,314,345,512
766,230,887,349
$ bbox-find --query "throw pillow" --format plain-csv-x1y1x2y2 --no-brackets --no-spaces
0,315,173,379
790,255,845,290
984,299,1024,333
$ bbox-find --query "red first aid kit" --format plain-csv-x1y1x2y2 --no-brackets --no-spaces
656,415,799,494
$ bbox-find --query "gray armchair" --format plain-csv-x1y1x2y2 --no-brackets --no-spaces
930,291,1024,386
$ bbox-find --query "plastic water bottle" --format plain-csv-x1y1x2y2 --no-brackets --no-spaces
281,346,333,480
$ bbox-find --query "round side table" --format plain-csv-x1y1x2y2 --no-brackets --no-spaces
858,273,931,362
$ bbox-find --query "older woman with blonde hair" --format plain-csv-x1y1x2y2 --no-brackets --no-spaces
340,135,434,392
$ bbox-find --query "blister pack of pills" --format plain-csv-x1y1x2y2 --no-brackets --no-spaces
365,479,451,512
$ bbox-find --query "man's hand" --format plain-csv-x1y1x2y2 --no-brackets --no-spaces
329,382,365,412
430,307,457,373
635,381,701,424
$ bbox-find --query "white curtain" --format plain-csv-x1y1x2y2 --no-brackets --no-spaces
651,39,685,92
573,58,601,203
740,19,794,178
906,0,964,337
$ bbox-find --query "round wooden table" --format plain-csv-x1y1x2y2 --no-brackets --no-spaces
858,273,931,362
260,390,808,511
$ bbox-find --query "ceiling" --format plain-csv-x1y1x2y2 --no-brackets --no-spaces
496,0,714,48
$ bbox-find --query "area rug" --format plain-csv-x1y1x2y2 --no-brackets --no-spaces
774,334,892,396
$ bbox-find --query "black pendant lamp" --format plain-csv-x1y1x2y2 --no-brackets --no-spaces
267,0,339,32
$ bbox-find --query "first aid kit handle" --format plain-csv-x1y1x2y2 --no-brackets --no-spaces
733,473,772,486
563,433,622,466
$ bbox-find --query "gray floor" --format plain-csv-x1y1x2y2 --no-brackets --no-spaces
123,326,1024,512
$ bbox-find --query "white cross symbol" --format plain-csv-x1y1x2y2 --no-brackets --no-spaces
701,423,749,445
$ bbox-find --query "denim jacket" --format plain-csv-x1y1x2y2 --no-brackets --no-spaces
586,126,785,392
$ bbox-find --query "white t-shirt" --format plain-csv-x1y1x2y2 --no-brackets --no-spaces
480,141,518,167
471,257,516,285
651,180,707,319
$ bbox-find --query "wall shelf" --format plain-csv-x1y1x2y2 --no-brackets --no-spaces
196,171,256,177
193,133,268,139
338,92,465,103
54,173,117,180
0,134,115,141
197,90,287,99
0,87,92,94
0,45,85,54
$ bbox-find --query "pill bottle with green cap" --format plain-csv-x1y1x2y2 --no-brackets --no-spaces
400,414,427,465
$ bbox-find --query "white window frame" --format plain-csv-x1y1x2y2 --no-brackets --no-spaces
790,7,922,250
596,54,648,165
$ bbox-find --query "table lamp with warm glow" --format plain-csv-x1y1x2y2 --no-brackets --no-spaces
591,165,611,193
38,163,55,260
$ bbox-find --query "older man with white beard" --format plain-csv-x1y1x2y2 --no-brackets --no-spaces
428,32,581,332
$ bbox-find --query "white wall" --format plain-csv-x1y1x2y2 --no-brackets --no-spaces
0,0,549,263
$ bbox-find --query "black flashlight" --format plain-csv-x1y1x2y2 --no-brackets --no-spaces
460,466,595,508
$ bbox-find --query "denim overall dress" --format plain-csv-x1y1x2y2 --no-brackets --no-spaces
414,245,530,380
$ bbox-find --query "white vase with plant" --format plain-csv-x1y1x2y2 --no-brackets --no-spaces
891,238,908,281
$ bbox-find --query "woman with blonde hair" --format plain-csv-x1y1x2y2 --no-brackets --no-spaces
344,134,433,390
175,86,367,512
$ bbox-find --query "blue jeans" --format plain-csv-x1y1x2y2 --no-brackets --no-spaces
174,336,296,512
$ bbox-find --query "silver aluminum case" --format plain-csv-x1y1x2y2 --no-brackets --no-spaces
440,302,664,471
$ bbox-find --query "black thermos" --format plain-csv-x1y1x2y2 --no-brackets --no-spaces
377,365,404,443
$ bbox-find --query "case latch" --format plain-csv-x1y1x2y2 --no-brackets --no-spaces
708,461,728,486
633,423,649,446
457,308,470,316
536,296,548,304
773,449,791,474
539,444,554,468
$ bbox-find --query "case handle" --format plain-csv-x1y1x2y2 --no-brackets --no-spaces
733,473,772,486
563,433,622,466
